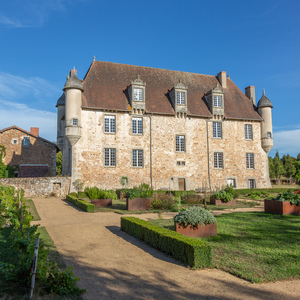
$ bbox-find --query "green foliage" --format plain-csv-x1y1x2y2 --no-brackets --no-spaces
237,188,293,195
121,217,211,268
151,194,175,210
182,194,204,204
78,191,88,198
66,194,95,212
275,191,300,206
0,145,16,178
84,186,117,200
282,154,296,179
171,190,196,198
56,151,62,175
294,161,300,182
105,190,118,200
126,183,153,199
174,206,216,227
212,190,233,203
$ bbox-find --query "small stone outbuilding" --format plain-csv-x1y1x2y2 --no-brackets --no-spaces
0,126,58,177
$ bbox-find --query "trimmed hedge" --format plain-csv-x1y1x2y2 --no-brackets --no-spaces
78,191,88,198
236,188,296,195
66,194,95,212
121,217,211,268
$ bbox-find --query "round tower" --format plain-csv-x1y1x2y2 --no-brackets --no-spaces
63,67,83,146
55,93,65,151
257,89,273,153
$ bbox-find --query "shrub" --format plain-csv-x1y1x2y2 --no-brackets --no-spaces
105,190,118,200
151,194,175,210
127,183,153,199
174,206,216,227
275,192,300,206
182,194,204,205
212,190,233,203
78,191,88,198
121,217,211,268
66,194,94,212
171,190,196,198
84,187,117,199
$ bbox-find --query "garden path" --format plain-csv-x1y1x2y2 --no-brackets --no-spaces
32,198,299,300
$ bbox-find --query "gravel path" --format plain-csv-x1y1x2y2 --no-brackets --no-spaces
32,198,300,300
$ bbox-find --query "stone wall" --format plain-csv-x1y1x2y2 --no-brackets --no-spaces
63,110,271,191
0,177,71,197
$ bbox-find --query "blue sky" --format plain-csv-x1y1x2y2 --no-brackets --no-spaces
0,0,299,157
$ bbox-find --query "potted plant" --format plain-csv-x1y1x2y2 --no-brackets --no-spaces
84,187,116,207
210,185,236,206
126,183,153,211
264,191,300,215
174,206,217,238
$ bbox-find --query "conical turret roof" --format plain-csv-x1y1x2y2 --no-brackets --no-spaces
63,67,84,91
257,89,273,108
56,93,65,107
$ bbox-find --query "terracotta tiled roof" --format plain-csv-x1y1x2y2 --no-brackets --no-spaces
0,125,58,148
81,61,262,121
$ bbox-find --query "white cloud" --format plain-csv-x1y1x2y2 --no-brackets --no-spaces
0,99,56,142
0,0,67,28
0,72,60,107
273,129,300,156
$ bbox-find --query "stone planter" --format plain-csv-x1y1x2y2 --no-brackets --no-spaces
126,198,152,211
210,197,236,206
264,199,300,215
175,222,217,238
91,199,112,207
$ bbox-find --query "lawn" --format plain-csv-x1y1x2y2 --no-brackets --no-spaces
150,212,300,283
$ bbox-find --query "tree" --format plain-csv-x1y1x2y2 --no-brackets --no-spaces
56,151,62,175
273,151,284,184
283,154,296,184
293,161,300,183
297,153,300,161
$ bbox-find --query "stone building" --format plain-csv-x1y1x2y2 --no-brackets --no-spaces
0,126,57,177
56,60,273,191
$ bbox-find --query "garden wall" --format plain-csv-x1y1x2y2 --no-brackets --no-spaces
0,177,70,197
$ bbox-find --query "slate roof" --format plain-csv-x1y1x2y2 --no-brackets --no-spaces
56,93,65,107
80,61,262,121
0,125,58,148
257,90,273,108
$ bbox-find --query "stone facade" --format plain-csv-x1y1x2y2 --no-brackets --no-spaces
0,177,70,197
57,61,273,191
0,126,57,177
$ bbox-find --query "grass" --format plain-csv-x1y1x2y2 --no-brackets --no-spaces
150,212,300,283
26,199,41,221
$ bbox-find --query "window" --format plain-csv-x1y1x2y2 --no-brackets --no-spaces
104,148,116,167
22,137,29,146
176,135,185,152
245,124,253,140
176,91,185,105
246,153,254,169
226,178,236,188
248,179,256,189
213,122,222,138
12,139,17,145
73,119,78,126
104,115,115,133
132,150,143,167
213,95,222,107
177,161,186,166
214,152,223,169
132,117,143,135
134,88,143,101
267,132,272,138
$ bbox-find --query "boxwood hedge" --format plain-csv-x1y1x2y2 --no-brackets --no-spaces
121,217,211,268
66,194,95,212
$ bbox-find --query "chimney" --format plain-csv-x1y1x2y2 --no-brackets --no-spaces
217,71,227,88
30,127,39,137
245,86,256,105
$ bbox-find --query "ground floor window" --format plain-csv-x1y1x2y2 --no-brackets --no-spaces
133,149,143,167
214,152,223,169
105,148,116,167
248,179,256,189
226,178,236,188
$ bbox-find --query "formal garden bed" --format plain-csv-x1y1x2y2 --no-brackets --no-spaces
146,211,300,283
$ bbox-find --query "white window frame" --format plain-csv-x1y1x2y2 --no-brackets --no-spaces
246,153,255,169
245,124,253,140
133,88,143,101
12,139,18,145
176,135,185,152
248,179,256,189
132,149,143,167
176,91,186,105
213,95,222,107
214,152,223,169
104,115,116,133
132,117,143,135
22,137,29,146
104,148,116,167
226,178,236,188
73,119,78,126
213,122,222,138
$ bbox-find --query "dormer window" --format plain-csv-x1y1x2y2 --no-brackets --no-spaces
213,95,222,107
134,88,143,101
22,137,29,146
176,91,186,105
